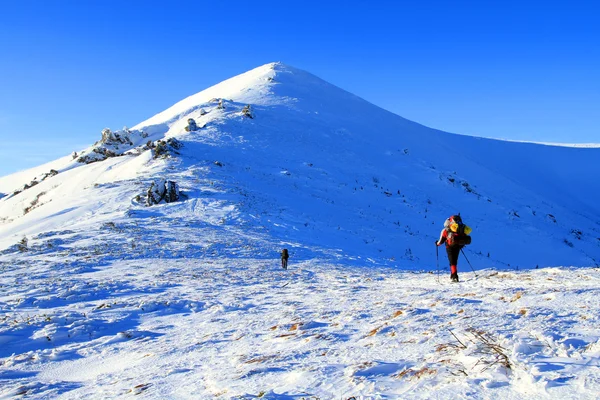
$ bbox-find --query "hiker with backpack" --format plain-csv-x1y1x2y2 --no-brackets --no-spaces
281,248,289,269
436,214,472,282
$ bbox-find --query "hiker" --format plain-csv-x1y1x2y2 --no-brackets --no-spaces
436,214,472,282
281,248,289,269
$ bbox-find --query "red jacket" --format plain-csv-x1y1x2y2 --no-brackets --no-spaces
437,229,450,246
437,225,471,247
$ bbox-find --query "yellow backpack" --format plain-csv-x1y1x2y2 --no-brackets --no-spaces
446,215,472,245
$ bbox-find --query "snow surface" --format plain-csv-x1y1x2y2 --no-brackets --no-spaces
1,62,600,398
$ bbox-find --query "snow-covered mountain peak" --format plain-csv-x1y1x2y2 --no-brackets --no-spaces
1,63,599,270
133,61,395,136
133,62,292,130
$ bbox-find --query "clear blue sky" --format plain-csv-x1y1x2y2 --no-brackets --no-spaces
0,0,598,177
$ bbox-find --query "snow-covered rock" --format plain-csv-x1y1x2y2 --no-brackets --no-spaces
145,179,179,206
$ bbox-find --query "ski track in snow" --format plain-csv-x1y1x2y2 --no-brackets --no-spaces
1,62,600,398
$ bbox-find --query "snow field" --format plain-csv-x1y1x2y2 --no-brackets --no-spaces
2,255,600,398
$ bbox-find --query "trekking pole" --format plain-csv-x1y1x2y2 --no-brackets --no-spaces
461,248,478,278
435,243,440,284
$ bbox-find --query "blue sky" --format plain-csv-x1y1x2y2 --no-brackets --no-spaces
0,0,598,176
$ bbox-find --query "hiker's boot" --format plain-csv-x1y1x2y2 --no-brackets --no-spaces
450,265,459,282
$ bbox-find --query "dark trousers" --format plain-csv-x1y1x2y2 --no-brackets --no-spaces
281,258,288,269
446,245,461,266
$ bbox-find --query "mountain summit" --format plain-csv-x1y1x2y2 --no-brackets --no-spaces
0,62,599,268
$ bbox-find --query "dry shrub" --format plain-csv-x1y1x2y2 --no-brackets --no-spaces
467,329,511,371
276,333,296,339
367,324,388,337
244,355,276,364
356,361,374,370
392,310,403,318
128,383,151,395
366,326,381,337
436,344,454,352
289,323,302,331
414,367,436,378
393,367,436,380
510,292,523,302
394,369,412,379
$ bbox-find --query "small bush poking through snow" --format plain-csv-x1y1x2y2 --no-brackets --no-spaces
17,236,28,252
9,170,58,199
23,191,47,215
152,138,183,159
242,105,254,119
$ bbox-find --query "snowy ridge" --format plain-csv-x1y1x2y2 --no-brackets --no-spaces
133,63,284,130
1,63,600,398
500,140,600,148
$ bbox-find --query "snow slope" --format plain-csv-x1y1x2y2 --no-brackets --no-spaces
1,62,600,398
2,62,598,268
2,256,600,399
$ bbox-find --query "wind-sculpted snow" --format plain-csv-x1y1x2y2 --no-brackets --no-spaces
0,62,600,397
2,251,600,398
